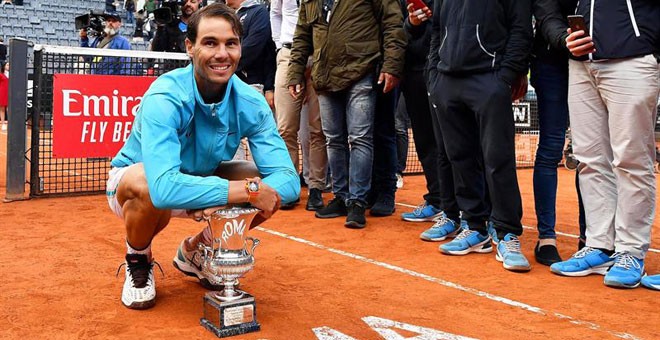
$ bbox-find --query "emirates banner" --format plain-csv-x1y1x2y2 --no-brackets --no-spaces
52,74,156,158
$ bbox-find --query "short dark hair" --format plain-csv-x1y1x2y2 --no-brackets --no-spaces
186,3,243,44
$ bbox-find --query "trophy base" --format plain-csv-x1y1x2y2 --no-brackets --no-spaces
201,292,260,338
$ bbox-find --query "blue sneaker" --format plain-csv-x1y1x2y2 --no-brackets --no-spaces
603,252,644,289
496,234,531,272
420,215,463,242
550,247,614,277
401,202,443,222
439,228,492,255
641,274,660,291
487,221,500,245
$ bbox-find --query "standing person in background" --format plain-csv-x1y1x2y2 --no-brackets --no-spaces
427,0,533,272
270,0,327,211
288,0,406,229
0,38,7,66
124,0,136,24
79,12,132,75
226,0,276,110
400,1,464,243
143,0,157,15
0,62,7,131
550,0,659,289
529,0,579,266
151,0,201,53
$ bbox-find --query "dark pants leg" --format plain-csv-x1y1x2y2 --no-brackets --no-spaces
395,93,409,174
401,70,446,210
433,72,522,235
371,84,398,197
530,59,569,239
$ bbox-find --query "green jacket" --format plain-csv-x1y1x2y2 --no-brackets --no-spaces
287,0,406,92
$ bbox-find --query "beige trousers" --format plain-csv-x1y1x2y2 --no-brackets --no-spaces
568,55,659,258
275,47,327,189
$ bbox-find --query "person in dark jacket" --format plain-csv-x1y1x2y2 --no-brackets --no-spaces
550,0,659,289
227,0,276,110
151,0,200,53
397,0,463,243
427,0,533,272
288,0,406,229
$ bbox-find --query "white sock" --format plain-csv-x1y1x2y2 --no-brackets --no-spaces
126,240,152,260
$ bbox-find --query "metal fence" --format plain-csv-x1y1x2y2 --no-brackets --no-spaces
29,44,189,197
5,40,541,199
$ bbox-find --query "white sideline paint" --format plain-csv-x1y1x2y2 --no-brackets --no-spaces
395,202,660,254
256,227,640,340
313,316,477,340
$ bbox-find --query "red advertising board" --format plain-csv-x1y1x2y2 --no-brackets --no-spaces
52,74,156,158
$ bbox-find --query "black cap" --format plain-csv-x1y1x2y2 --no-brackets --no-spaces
102,11,122,21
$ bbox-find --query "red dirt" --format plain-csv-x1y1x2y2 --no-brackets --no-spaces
1,130,659,339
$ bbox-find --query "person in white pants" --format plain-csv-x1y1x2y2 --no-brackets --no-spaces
549,0,659,289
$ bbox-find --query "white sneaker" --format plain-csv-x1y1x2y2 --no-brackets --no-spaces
120,254,157,309
1,124,6,131
396,173,404,189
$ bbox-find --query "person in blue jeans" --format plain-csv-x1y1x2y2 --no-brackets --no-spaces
287,0,406,229
530,0,579,266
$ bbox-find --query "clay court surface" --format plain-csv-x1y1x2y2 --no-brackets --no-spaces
1,131,659,340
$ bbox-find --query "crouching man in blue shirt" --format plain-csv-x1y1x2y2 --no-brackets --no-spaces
105,3,299,310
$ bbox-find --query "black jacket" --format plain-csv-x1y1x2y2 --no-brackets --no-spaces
427,0,533,85
401,0,433,72
575,0,659,61
532,0,577,65
236,2,276,92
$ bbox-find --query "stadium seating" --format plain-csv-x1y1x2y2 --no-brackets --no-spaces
0,0,150,50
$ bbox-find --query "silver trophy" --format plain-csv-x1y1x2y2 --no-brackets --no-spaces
199,206,261,338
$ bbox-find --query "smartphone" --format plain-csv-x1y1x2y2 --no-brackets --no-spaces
406,0,428,11
567,15,589,37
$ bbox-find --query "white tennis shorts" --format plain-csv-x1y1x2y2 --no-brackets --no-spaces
106,164,188,219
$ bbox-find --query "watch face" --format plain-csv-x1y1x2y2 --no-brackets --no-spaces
248,181,259,192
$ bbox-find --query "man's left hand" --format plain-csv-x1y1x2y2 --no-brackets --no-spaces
378,72,399,93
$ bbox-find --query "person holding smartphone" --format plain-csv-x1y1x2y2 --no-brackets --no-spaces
550,0,659,289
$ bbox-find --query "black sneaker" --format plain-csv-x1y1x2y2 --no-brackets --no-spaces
534,241,562,266
369,192,395,217
315,197,348,218
345,200,366,229
306,188,324,211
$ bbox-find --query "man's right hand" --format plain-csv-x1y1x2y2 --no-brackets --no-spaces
288,84,304,99
407,3,432,26
565,28,595,57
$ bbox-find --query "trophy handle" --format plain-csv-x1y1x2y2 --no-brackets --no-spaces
246,237,260,256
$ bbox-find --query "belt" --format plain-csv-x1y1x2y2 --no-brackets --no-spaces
282,42,292,49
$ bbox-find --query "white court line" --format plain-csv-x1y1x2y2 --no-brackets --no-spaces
255,227,640,340
396,202,660,254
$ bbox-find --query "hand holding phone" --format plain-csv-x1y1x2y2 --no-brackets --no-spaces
565,15,595,57
406,0,432,26
567,15,589,37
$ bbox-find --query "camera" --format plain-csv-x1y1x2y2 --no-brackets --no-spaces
75,11,106,36
153,0,186,25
